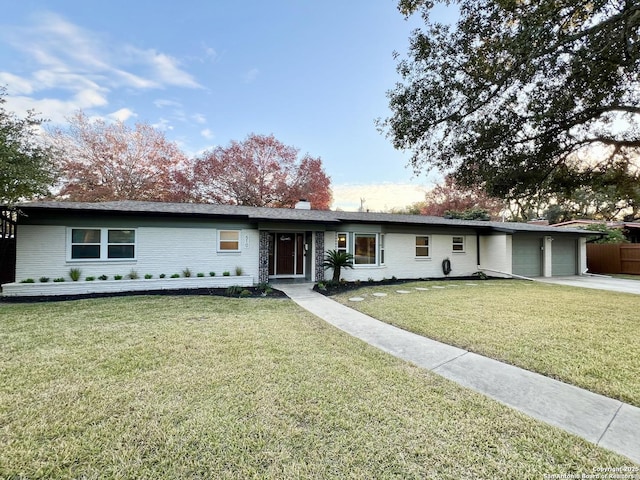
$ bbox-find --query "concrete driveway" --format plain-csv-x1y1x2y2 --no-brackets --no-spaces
536,275,640,295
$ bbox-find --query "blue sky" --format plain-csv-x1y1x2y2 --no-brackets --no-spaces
1,1,453,210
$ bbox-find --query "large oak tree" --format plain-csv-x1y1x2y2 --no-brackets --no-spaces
0,89,57,206
51,112,192,202
192,133,332,209
382,0,640,218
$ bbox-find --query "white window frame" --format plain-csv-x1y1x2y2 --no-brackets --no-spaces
379,234,385,265
353,233,378,266
415,235,431,258
67,227,137,262
452,235,465,253
218,230,241,252
336,232,348,254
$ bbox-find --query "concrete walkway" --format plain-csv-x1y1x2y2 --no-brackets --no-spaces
276,283,640,464
536,275,640,295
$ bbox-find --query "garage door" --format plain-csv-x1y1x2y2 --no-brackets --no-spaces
552,238,577,276
512,236,542,277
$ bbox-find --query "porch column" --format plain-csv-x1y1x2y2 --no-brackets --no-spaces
314,231,325,282
543,236,553,277
258,231,270,284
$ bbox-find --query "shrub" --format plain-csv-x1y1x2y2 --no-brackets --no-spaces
20,278,35,283
171,273,180,278
235,266,243,276
85,276,95,281
159,273,166,278
240,289,251,297
69,268,82,281
223,271,230,276
197,272,205,277
209,271,216,277
114,275,123,280
144,274,153,279
98,274,108,281
128,269,139,280
225,285,243,296
39,277,50,283
53,278,65,283
257,282,273,295
317,281,327,291
182,268,192,278
322,250,354,283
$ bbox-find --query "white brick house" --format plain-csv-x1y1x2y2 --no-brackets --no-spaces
1,201,593,297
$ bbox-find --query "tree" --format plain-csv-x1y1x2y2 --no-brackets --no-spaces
192,133,332,209
0,89,57,205
50,112,192,202
382,0,640,210
419,175,504,219
322,249,354,282
584,223,629,244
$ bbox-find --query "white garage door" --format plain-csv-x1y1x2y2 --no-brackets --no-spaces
552,238,577,276
512,236,542,277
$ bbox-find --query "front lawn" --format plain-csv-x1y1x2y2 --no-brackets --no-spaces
0,296,631,478
332,280,640,407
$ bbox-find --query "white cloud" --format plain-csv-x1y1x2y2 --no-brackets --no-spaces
0,72,34,94
243,68,259,84
200,128,215,140
125,47,202,89
154,99,183,109
0,11,201,122
108,108,137,122
192,113,207,124
332,183,428,212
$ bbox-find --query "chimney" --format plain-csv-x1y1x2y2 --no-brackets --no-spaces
294,199,311,210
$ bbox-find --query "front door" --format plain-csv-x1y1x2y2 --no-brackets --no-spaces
269,232,305,277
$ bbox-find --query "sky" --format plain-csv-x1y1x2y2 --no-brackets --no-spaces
0,1,454,210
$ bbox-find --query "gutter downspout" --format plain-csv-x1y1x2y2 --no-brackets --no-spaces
479,268,535,281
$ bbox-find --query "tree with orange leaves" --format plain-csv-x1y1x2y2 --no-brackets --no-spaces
51,112,192,202
192,133,332,209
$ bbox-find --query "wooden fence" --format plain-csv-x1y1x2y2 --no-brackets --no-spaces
587,243,640,275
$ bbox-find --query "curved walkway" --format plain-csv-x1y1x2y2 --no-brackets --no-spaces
276,283,640,464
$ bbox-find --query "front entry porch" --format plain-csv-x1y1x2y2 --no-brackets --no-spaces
258,230,325,284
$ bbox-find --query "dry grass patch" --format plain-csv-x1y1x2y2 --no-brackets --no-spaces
333,280,640,406
0,295,632,478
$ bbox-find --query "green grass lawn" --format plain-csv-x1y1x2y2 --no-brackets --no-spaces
0,296,632,478
333,280,640,407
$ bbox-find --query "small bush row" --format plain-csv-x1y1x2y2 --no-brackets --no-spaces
20,266,247,283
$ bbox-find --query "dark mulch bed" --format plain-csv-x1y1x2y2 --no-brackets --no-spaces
314,275,495,296
0,286,287,303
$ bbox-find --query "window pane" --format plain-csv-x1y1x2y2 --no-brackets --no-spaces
108,230,135,243
72,244,100,259
416,236,429,247
337,233,347,250
72,229,100,243
220,241,239,251
108,245,135,258
416,246,429,257
220,231,239,241
354,234,376,264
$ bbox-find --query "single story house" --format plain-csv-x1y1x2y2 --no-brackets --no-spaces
1,200,595,297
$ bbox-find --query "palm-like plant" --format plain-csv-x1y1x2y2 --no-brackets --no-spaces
323,249,354,283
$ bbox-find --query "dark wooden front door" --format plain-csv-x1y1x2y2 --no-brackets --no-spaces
276,234,295,275
269,232,305,276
